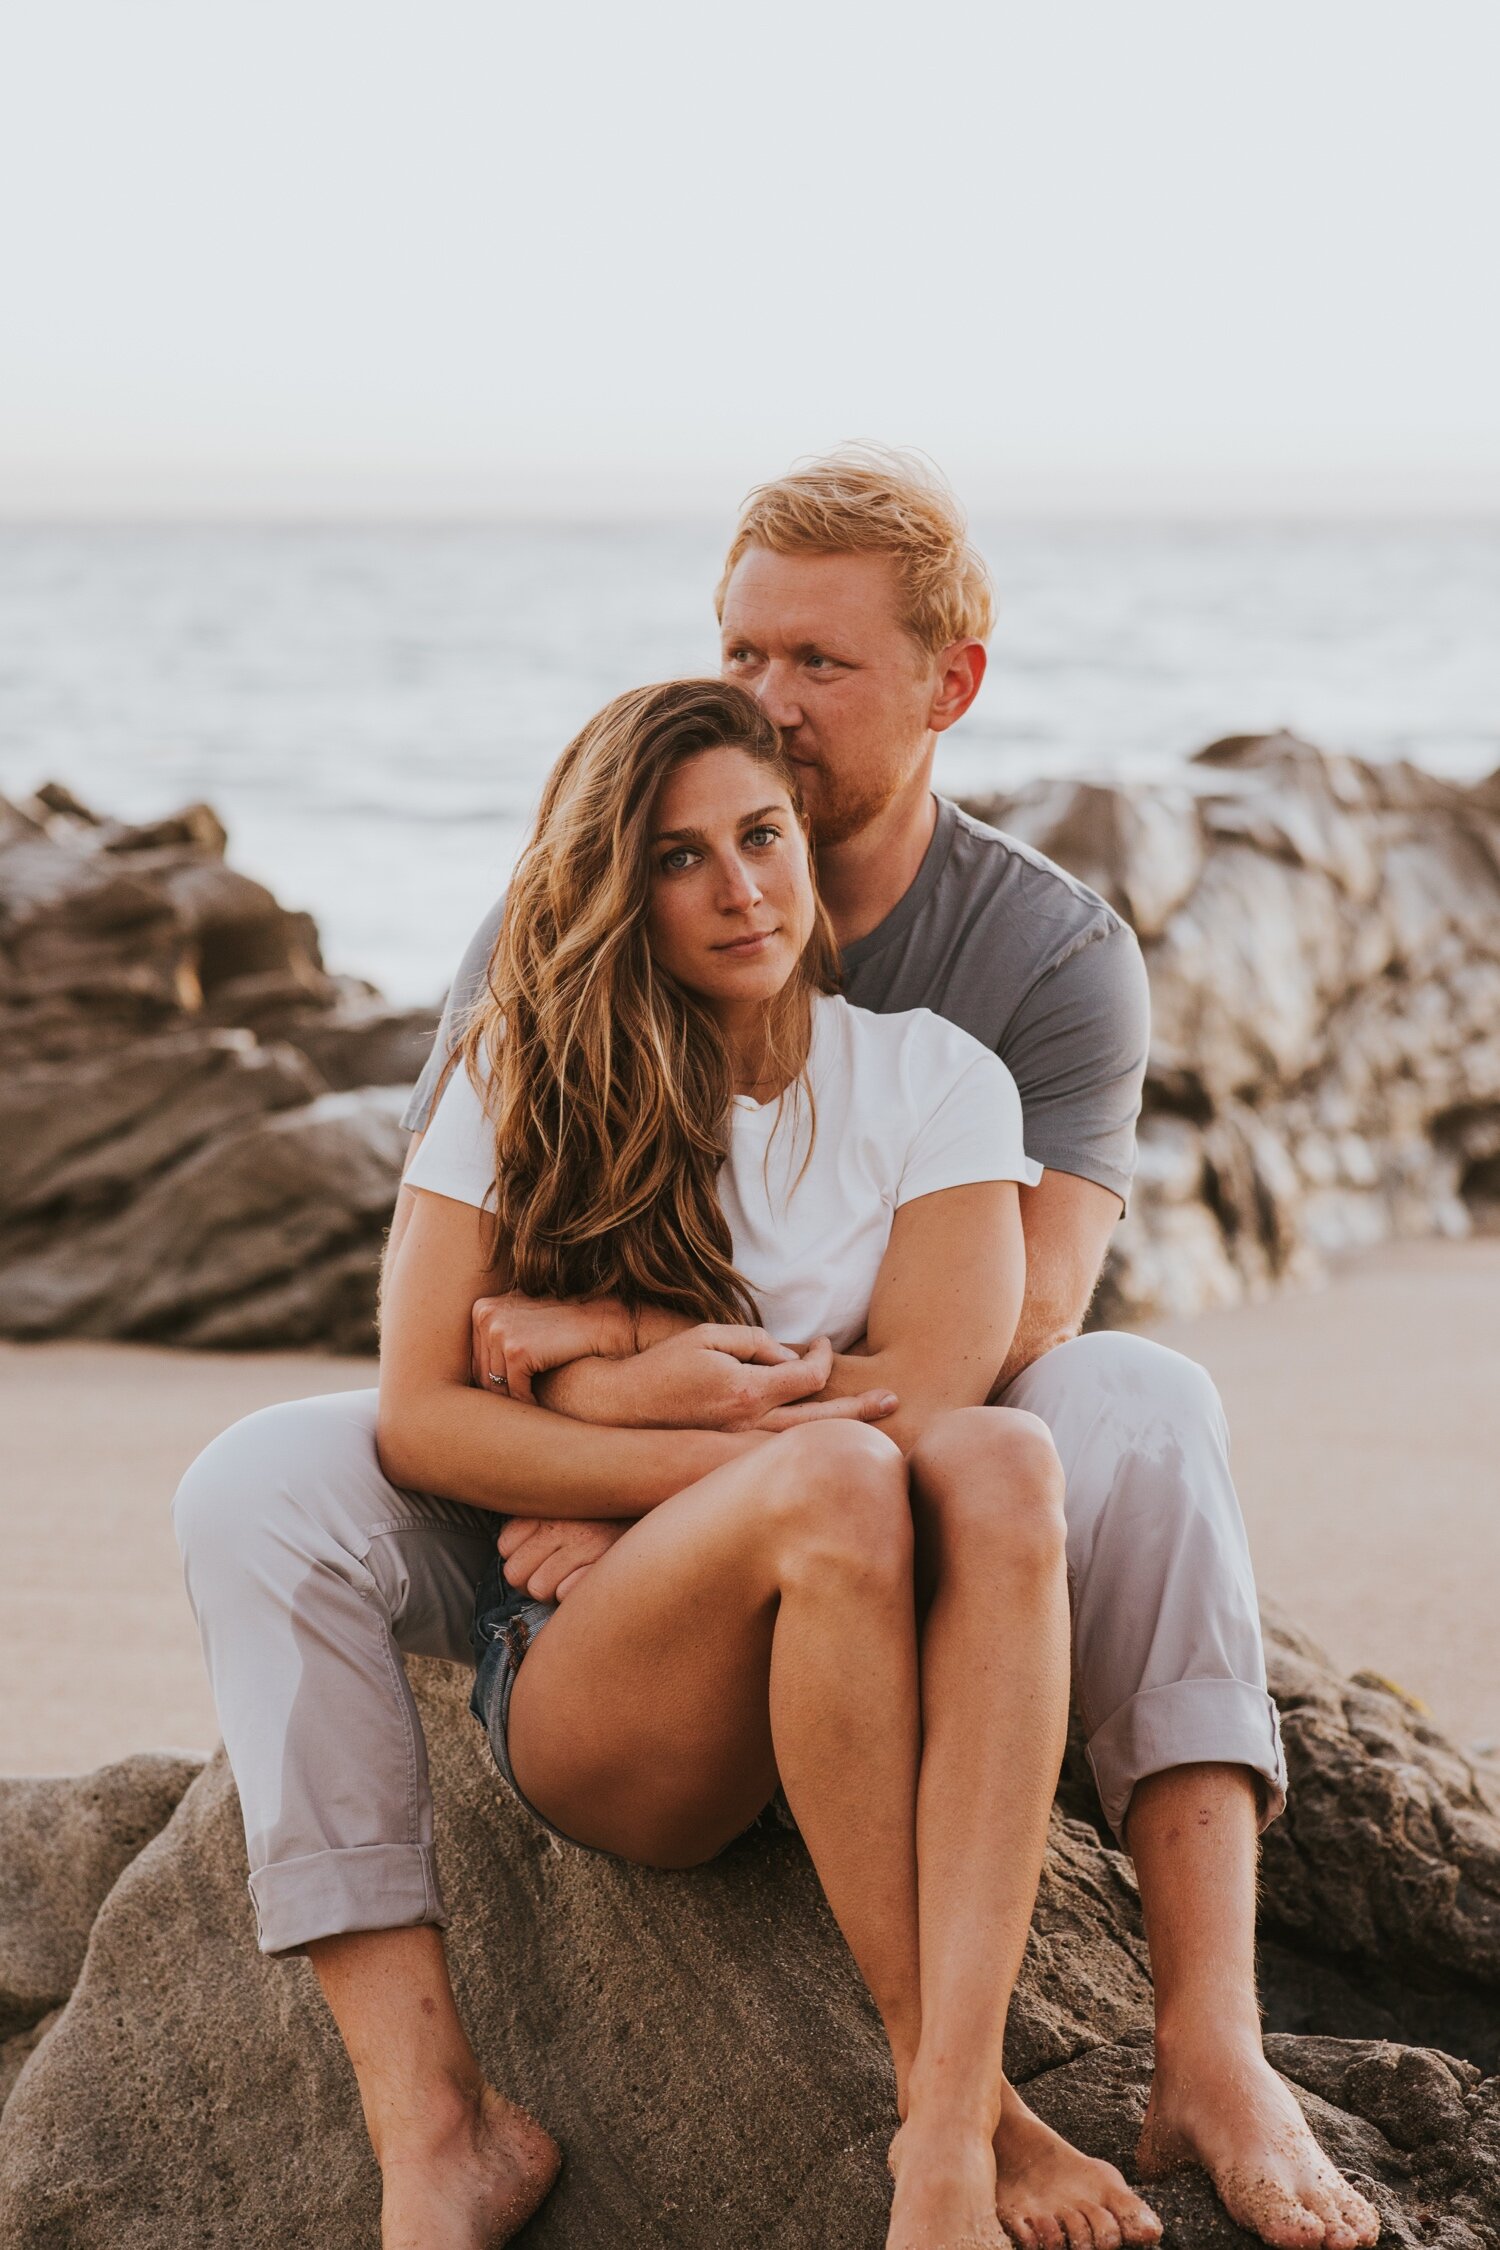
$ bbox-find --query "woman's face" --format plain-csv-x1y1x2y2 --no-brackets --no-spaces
644,746,817,1017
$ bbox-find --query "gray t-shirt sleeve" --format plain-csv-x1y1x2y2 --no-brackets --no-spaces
1001,918,1150,1210
399,892,508,1135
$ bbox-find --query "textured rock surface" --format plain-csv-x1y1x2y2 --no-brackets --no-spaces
0,785,437,1350
967,733,1500,1323
3,1636,1500,2246
0,1754,202,2044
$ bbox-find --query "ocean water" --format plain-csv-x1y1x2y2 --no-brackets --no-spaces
1,520,1496,1005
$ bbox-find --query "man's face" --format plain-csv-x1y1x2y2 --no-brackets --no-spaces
718,548,943,847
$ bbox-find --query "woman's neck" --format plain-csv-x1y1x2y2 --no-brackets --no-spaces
716,989,814,1102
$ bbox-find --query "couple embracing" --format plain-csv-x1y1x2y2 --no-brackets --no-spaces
173,450,1378,2250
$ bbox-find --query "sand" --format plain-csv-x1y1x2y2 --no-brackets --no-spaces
1,1235,1496,1777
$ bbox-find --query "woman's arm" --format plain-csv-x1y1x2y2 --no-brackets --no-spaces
376,1187,763,1515
809,1181,1026,1453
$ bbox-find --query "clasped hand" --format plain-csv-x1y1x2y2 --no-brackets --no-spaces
472,1294,897,1603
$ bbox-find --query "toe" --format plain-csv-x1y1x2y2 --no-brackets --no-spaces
1032,2217,1069,2250
1309,2179,1363,2250
998,2219,1039,2250
1080,2201,1122,2250
1339,2182,1381,2247
1058,2208,1096,2250
1107,2186,1162,2246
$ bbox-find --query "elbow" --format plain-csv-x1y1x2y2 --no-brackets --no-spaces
375,1388,427,1493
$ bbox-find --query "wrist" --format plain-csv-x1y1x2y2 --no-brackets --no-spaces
588,1300,638,1358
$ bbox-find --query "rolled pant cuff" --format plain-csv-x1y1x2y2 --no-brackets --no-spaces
248,1842,449,1956
1086,1677,1288,1848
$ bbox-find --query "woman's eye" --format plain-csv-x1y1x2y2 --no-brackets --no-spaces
745,825,780,848
660,847,696,873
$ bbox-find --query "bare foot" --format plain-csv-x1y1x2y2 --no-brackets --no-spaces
1137,2037,1380,2250
887,2117,1008,2250
379,2081,561,2249
994,2080,1162,2250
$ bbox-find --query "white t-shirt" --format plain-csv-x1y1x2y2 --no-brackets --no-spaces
404,993,1041,1352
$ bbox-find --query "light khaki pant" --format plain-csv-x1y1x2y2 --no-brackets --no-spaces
172,1332,1285,1955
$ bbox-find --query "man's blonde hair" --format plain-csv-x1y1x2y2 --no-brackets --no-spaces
715,443,996,657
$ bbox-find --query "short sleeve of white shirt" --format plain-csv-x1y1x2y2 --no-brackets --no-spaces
897,1043,1041,1207
403,1059,498,1209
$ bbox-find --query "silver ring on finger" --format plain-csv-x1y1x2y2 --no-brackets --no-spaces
487,1369,509,1392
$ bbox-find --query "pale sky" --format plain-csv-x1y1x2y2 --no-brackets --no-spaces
3,0,1498,516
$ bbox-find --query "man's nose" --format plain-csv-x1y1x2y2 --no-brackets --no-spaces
753,659,803,730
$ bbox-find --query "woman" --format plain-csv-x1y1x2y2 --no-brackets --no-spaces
376,674,1091,2250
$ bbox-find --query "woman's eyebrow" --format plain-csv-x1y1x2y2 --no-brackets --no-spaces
651,804,784,844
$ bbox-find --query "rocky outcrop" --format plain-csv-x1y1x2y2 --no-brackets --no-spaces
0,1753,202,2105
0,784,437,1351
7,734,1499,1344
2,1626,1499,2246
965,734,1500,1322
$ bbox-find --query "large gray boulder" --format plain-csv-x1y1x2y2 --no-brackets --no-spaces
969,733,1500,1323
0,785,437,1350
3,1622,1499,2247
0,1753,202,2105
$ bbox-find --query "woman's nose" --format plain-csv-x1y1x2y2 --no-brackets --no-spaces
718,855,763,911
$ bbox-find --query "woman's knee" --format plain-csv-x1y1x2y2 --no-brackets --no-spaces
910,1406,1067,1570
756,1420,912,1590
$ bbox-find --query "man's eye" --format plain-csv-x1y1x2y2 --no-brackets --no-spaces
804,654,831,671
725,646,758,667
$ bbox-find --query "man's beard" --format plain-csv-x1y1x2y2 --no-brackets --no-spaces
802,760,910,850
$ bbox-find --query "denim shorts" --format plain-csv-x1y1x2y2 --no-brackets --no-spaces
468,1549,790,1860
468,1550,600,1852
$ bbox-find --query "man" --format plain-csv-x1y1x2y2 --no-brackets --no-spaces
175,448,1377,2250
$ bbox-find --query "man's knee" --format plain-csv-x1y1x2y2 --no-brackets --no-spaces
1018,1329,1223,1435
171,1389,382,1574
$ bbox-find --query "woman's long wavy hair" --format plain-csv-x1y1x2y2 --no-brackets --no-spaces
459,679,840,1324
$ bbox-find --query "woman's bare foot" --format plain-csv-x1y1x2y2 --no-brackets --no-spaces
1137,2033,1380,2250
377,2080,561,2250
994,2081,1162,2249
887,2117,1007,2250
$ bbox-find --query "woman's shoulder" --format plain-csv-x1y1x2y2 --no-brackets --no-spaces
401,1047,499,1210
819,994,1010,1091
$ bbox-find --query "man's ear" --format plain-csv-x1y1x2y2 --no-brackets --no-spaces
927,640,987,735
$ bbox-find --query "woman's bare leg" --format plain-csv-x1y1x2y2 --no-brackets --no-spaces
306,1926,559,2250
507,1412,1081,2249
904,1413,1161,2250
878,1409,1068,2249
507,1420,927,2073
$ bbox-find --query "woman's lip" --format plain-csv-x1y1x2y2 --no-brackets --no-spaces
714,929,779,953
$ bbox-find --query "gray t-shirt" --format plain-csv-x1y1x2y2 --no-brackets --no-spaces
401,794,1150,1208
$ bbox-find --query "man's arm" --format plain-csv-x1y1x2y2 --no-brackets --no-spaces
978,910,1148,1382
992,1168,1119,1390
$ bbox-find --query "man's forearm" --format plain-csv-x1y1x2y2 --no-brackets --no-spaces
991,1296,1086,1394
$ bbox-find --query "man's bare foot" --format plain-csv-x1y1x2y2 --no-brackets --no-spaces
994,2080,1163,2250
1138,2034,1380,2250
378,2081,561,2250
887,2117,1007,2250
